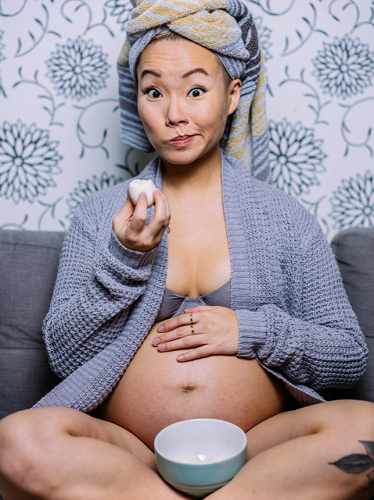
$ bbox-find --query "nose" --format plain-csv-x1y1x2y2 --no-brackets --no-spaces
166,95,189,127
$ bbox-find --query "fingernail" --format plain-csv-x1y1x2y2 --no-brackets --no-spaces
177,355,184,361
139,192,147,198
154,188,161,195
158,325,165,332
158,344,166,351
153,337,160,346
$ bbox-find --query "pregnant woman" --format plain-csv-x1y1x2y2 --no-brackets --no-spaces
0,1,373,499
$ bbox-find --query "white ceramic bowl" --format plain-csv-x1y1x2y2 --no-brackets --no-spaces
154,419,247,498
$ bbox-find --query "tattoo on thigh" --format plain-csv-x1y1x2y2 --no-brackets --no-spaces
329,441,374,499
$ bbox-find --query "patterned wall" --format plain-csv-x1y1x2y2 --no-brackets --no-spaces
0,0,373,240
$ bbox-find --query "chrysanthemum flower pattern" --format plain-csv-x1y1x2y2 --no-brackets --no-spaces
312,35,374,99
46,37,110,101
255,17,272,63
329,171,374,230
269,119,326,197
0,120,62,203
66,172,123,220
105,0,132,31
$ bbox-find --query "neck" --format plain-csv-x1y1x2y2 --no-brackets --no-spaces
161,144,222,196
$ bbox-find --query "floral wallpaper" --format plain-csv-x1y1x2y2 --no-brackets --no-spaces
0,0,373,239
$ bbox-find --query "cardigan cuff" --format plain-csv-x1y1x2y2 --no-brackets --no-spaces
236,309,267,359
109,229,160,270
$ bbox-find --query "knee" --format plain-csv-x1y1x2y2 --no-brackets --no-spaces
324,401,374,494
355,402,374,440
316,400,374,438
334,400,374,440
0,409,64,497
0,410,37,474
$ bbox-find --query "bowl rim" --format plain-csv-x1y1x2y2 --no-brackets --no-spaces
154,418,247,465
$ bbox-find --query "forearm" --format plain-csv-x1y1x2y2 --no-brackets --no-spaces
258,304,367,390
236,223,368,390
43,204,159,378
43,282,138,378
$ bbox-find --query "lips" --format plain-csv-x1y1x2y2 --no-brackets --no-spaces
168,135,195,146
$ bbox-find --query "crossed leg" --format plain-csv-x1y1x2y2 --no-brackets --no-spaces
1,400,374,500
0,407,191,500
209,399,374,500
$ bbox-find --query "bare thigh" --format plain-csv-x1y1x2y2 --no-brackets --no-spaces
207,400,374,500
14,407,157,470
246,399,374,460
0,407,157,489
0,408,193,500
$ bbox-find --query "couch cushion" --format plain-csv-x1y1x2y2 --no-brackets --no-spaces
0,230,65,418
330,227,374,402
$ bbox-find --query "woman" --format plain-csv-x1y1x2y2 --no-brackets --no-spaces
0,1,373,499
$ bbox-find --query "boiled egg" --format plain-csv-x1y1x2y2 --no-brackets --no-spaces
129,179,156,208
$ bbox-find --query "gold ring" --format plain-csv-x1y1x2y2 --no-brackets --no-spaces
190,313,194,334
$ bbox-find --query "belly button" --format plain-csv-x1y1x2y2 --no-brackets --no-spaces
182,384,197,393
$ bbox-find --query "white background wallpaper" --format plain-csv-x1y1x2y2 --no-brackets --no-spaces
0,0,373,240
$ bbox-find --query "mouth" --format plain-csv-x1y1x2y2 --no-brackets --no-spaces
168,135,196,147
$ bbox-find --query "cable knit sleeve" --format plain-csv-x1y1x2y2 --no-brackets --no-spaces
237,220,368,391
42,191,160,379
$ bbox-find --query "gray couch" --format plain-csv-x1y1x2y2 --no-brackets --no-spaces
0,227,373,419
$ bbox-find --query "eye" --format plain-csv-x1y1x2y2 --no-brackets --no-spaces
146,88,162,99
188,87,205,98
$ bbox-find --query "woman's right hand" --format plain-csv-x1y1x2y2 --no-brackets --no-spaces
112,187,171,252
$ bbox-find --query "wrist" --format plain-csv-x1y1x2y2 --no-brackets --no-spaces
235,309,267,359
109,229,160,268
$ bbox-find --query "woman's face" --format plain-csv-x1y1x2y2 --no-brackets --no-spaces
136,38,241,166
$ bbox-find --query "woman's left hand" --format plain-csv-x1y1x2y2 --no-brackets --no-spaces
152,306,239,362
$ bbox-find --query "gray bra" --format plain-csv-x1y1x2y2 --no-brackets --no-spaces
155,280,231,322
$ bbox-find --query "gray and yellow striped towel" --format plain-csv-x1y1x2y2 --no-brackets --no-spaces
117,0,270,182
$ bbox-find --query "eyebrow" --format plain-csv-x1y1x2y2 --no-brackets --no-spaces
182,68,209,78
140,69,162,80
140,68,209,80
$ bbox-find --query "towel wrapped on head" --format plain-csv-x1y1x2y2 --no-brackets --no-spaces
117,0,270,182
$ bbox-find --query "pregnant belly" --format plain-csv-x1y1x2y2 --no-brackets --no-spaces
100,321,290,450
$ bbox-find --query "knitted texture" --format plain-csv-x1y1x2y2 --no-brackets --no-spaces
117,0,270,182
34,154,368,411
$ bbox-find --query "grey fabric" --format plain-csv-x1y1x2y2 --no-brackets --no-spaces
33,155,366,411
330,228,374,403
0,230,64,418
155,280,231,322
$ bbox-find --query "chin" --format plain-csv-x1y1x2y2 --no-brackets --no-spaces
154,146,197,165
162,152,200,165
157,143,218,166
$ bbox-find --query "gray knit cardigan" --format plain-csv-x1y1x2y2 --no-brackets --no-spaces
34,155,368,410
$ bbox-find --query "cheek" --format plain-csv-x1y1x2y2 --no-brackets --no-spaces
194,99,228,135
138,100,162,135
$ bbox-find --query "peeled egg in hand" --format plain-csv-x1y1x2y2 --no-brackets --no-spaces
129,179,156,208
206,455,226,463
172,452,202,464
